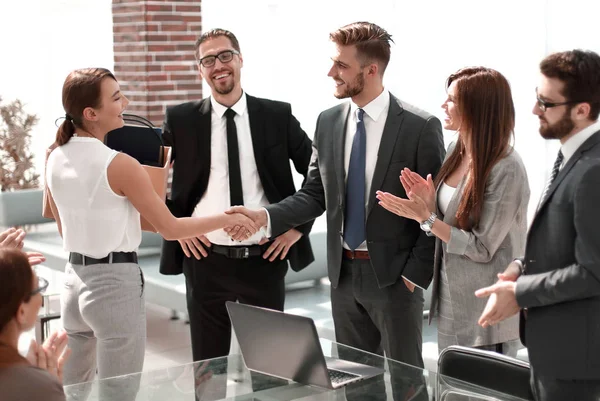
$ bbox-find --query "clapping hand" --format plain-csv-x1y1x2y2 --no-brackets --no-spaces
376,189,431,223
376,169,436,223
26,330,71,383
475,281,520,328
0,227,26,249
399,168,436,213
0,228,46,266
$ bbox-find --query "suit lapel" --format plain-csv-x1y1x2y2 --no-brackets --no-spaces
536,130,600,215
246,94,266,165
367,94,404,217
196,98,212,174
246,94,275,197
334,103,351,208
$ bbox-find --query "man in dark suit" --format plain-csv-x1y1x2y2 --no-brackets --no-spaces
476,49,600,401
232,21,444,372
159,28,314,362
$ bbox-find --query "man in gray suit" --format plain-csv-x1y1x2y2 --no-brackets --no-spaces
476,49,600,401
231,21,444,373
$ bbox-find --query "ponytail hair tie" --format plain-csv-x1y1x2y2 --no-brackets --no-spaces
65,113,73,122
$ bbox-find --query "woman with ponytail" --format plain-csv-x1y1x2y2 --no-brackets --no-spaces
376,67,530,356
46,68,258,400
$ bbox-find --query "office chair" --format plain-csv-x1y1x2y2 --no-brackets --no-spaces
437,345,534,400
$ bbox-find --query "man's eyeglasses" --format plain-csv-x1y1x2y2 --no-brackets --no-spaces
535,89,582,112
198,50,240,68
31,275,49,296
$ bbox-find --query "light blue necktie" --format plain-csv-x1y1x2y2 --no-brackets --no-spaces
343,108,366,250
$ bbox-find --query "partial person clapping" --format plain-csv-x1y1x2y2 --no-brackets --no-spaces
0,248,70,401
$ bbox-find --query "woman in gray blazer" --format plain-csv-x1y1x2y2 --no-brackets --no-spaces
377,67,530,355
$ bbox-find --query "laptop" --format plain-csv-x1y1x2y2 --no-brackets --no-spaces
226,301,385,389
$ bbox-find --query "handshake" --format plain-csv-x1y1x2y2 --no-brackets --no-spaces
180,206,304,262
222,206,268,241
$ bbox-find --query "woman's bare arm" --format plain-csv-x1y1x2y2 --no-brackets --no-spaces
107,153,257,241
47,189,63,238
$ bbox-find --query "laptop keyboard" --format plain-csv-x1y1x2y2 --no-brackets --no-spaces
328,369,360,385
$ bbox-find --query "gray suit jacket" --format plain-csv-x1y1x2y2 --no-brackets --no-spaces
516,130,600,380
430,143,530,347
266,93,445,289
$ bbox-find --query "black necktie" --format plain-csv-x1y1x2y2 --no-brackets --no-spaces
225,108,243,206
539,150,563,205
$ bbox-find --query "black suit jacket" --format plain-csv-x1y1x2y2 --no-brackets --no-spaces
159,94,314,275
267,94,445,289
516,129,600,379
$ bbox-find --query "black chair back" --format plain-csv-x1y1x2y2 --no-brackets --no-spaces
105,114,165,167
437,345,534,400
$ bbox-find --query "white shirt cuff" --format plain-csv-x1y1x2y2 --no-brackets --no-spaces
402,276,425,290
263,207,272,239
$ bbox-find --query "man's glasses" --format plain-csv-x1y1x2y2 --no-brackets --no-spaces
535,89,582,112
31,275,49,296
198,50,239,68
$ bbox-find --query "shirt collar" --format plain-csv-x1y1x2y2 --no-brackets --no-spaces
350,89,389,122
561,119,600,163
210,92,247,118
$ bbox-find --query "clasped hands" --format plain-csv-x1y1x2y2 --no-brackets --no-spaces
179,207,302,262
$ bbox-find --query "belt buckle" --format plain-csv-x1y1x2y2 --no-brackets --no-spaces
230,247,250,259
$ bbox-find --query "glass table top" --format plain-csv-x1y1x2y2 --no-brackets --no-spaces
63,339,529,401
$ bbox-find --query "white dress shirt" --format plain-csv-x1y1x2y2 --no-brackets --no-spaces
191,92,269,245
559,120,600,170
342,88,390,251
265,89,390,246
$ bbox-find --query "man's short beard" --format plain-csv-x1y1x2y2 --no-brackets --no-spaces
539,108,575,140
213,81,234,95
335,71,365,99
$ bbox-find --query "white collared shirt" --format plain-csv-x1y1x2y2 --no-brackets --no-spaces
342,88,390,251
559,120,600,169
191,92,269,245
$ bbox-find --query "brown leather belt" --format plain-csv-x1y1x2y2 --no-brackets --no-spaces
343,249,370,260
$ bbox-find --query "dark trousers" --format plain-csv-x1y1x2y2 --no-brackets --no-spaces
531,368,600,401
331,258,427,401
183,250,287,362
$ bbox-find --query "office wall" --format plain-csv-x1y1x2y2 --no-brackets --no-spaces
1,0,599,225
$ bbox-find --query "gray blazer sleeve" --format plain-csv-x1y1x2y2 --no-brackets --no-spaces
445,151,530,263
266,114,326,237
516,162,600,308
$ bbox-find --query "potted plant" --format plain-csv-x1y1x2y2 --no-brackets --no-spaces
0,97,47,228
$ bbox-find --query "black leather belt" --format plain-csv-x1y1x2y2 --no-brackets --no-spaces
69,252,138,266
211,243,269,259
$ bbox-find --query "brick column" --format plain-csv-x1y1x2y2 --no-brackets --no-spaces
112,0,202,126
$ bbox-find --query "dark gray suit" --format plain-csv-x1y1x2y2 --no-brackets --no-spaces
267,93,445,373
516,129,600,400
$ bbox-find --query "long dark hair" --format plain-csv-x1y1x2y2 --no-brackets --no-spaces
434,67,515,229
55,68,116,146
0,248,33,333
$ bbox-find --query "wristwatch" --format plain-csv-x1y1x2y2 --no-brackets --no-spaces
419,213,437,233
